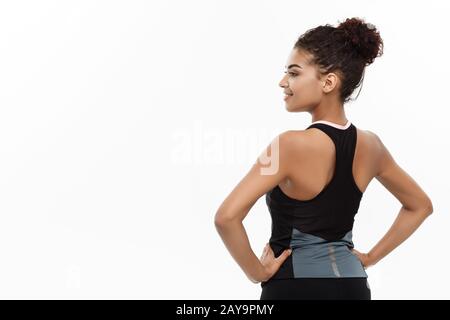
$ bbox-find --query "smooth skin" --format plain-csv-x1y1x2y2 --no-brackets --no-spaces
214,48,434,284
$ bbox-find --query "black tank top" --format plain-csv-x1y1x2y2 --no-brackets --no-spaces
263,120,366,281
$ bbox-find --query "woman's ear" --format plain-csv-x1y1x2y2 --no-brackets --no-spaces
321,72,339,93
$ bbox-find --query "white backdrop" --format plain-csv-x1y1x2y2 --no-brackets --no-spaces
0,0,448,299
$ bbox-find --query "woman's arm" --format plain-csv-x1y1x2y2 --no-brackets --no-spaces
214,131,301,283
360,205,432,268
359,132,434,267
214,219,268,283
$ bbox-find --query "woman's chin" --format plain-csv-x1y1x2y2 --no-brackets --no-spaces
285,103,301,112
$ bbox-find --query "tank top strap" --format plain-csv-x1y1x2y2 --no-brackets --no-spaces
305,122,357,183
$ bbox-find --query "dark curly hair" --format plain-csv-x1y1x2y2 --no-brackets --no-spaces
294,17,384,104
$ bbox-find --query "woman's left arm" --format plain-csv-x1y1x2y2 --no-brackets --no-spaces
214,131,301,283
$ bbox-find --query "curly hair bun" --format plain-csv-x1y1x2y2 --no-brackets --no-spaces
337,17,383,65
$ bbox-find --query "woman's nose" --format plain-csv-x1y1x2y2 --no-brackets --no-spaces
279,75,288,88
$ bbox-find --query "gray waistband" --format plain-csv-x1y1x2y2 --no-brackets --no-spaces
289,228,368,278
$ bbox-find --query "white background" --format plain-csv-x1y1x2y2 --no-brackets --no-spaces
0,0,448,299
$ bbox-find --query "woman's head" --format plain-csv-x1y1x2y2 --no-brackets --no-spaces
280,17,383,112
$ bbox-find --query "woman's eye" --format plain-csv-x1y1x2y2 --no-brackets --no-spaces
284,71,297,77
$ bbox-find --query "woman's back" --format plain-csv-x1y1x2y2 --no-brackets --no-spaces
261,119,372,297
263,120,369,280
278,120,380,201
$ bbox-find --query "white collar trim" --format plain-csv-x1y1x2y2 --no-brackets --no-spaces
310,119,351,130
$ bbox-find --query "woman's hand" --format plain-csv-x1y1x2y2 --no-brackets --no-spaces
351,248,374,269
256,243,292,282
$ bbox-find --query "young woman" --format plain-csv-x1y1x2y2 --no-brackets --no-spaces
214,17,433,300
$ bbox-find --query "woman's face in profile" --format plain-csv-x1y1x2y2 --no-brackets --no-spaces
279,49,326,112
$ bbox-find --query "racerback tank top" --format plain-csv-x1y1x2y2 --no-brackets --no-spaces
261,120,367,286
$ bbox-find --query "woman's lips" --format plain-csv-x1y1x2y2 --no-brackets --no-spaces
284,94,293,101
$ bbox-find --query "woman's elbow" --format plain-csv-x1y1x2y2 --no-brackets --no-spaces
214,210,234,228
425,199,434,215
418,198,434,216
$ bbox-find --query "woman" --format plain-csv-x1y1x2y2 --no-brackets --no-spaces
214,17,433,300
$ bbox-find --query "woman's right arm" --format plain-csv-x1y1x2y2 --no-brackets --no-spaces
364,132,434,267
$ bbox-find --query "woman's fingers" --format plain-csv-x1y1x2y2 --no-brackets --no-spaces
351,249,367,268
260,243,270,259
275,249,292,264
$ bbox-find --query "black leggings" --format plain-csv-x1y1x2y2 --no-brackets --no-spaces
260,277,371,300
